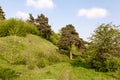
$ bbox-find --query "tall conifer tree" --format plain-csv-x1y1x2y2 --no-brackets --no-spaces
0,6,5,20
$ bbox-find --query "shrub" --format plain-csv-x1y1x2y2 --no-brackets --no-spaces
107,58,120,72
0,18,39,37
90,54,120,72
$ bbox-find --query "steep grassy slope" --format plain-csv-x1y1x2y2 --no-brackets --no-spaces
0,34,67,64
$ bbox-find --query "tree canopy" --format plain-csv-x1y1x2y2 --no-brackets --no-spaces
58,24,84,59
0,6,5,20
88,24,120,72
28,13,52,39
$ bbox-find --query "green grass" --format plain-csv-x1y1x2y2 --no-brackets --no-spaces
72,66,120,80
7,62,119,80
0,34,119,80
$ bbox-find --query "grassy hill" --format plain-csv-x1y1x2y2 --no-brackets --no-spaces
0,35,119,80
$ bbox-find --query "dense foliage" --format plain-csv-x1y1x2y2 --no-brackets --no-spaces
28,14,52,39
0,18,39,37
85,24,120,72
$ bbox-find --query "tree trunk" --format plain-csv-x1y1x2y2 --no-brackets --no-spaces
70,48,72,60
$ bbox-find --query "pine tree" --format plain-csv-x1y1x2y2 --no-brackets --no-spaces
0,6,5,20
35,14,51,39
28,13,35,24
28,13,52,39
58,24,84,59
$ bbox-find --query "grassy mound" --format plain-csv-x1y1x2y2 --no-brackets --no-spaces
0,34,68,68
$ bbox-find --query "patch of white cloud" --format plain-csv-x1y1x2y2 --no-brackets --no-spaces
78,8,108,19
26,0,54,10
15,11,29,20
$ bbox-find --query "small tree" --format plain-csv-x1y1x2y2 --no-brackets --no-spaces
89,24,120,72
58,24,84,60
0,6,5,20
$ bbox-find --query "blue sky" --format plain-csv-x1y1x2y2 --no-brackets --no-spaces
0,0,120,41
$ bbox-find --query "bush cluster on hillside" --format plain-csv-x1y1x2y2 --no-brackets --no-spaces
0,18,39,37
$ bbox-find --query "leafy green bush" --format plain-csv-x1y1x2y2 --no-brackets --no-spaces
0,18,39,37
108,58,120,72
91,56,120,72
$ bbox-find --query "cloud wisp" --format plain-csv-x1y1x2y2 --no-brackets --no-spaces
16,11,29,20
78,8,108,19
26,0,54,10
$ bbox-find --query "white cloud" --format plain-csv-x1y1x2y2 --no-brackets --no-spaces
16,11,29,20
26,0,54,10
78,8,108,19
